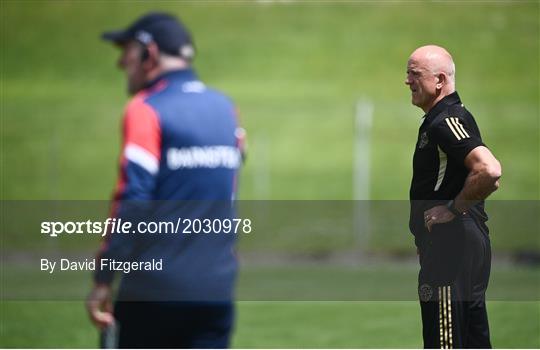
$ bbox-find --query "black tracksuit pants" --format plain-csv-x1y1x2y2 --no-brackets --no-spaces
416,216,492,349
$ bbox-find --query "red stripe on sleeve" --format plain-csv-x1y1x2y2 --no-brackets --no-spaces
123,95,162,160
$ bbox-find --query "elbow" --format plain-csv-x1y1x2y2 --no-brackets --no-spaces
487,160,502,191
475,160,502,192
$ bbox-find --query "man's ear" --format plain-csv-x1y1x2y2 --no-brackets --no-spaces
142,42,160,70
436,73,446,89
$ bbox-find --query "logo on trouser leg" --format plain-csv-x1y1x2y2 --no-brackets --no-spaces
419,283,433,302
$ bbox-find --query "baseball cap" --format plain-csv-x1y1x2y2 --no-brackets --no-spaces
102,12,195,60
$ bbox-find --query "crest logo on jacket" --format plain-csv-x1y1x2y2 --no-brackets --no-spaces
418,132,429,149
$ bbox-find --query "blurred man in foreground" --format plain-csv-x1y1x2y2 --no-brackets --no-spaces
86,12,245,348
406,45,501,348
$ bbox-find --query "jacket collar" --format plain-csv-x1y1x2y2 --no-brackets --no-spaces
423,91,461,123
144,68,198,89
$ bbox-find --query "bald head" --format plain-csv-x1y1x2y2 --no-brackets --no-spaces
405,45,456,113
410,45,455,89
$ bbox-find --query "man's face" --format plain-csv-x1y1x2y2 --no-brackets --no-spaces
405,58,439,112
117,40,146,95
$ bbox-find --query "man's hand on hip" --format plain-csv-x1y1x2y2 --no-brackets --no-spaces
424,205,456,232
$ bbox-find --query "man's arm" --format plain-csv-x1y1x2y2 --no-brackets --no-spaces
452,146,501,212
87,96,162,328
425,146,501,231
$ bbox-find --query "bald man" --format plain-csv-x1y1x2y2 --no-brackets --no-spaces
406,45,501,348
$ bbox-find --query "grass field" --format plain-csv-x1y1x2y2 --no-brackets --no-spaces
2,301,539,348
1,264,539,347
3,263,539,301
2,1,538,200
1,0,539,348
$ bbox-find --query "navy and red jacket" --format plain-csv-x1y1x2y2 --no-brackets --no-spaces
95,68,244,302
